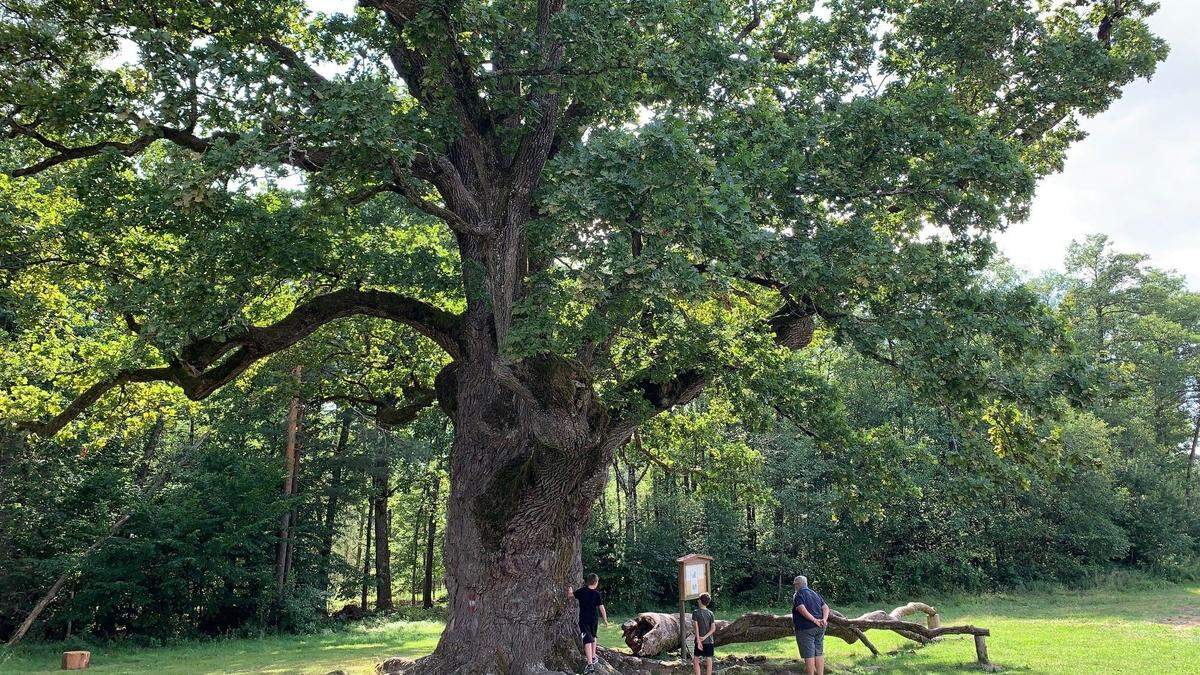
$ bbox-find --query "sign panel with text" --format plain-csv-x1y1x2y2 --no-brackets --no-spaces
684,562,706,600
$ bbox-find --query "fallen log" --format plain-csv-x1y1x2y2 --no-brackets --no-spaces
620,600,989,660
598,649,809,674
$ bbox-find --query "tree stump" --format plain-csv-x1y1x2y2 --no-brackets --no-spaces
61,651,90,670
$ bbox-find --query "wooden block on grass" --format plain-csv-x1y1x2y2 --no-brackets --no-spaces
61,651,90,670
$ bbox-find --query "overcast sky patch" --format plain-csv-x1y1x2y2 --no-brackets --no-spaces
996,2,1200,286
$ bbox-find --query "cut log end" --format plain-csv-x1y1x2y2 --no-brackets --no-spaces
61,651,91,670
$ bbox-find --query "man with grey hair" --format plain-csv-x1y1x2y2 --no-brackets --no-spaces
791,575,830,675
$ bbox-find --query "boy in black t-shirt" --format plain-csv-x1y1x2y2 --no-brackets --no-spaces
566,573,609,670
691,592,716,675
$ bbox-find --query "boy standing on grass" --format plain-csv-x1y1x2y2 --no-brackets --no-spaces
692,592,716,675
566,573,609,671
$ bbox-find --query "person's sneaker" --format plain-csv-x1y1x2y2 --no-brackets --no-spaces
583,662,595,673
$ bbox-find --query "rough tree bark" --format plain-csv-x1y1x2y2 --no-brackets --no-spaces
415,353,627,673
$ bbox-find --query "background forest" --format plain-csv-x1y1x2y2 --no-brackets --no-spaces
3,234,1198,643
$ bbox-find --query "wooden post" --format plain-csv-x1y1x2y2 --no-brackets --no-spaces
927,612,940,629
974,634,990,665
678,581,686,663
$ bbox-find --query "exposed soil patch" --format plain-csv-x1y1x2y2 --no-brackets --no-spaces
1154,605,1200,628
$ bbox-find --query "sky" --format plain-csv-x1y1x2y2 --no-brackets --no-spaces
995,2,1200,286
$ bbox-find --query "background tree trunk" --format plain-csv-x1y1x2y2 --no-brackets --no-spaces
320,413,351,595
362,501,372,610
275,366,302,606
747,503,757,552
135,417,164,484
1186,411,1199,506
625,457,640,546
373,451,393,611
410,479,429,606
422,472,440,609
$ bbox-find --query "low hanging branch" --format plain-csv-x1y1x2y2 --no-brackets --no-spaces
618,601,990,664
14,289,461,438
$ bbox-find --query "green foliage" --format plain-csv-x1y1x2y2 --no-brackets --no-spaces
0,358,450,642
585,238,1200,609
0,0,1185,651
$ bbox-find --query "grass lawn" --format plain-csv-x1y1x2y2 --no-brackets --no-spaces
1,583,1197,674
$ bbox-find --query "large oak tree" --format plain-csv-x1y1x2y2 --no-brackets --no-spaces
0,0,1166,671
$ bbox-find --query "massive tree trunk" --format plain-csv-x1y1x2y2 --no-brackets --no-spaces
389,275,811,674
407,352,625,674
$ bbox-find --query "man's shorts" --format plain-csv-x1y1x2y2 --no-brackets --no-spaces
580,621,598,644
795,627,825,659
695,641,715,658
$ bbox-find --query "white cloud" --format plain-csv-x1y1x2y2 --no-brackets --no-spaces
996,3,1200,286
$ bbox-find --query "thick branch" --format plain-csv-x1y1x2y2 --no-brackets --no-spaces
319,387,437,429
259,36,330,89
386,156,488,234
610,300,815,427
14,367,174,436
15,289,461,437
3,114,336,178
7,135,156,177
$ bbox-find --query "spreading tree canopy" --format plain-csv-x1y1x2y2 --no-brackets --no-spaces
0,0,1166,671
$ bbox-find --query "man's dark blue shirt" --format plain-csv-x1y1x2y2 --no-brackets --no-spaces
791,587,826,631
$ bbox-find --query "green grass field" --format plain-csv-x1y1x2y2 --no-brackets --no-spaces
1,583,1197,674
